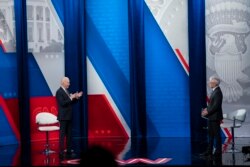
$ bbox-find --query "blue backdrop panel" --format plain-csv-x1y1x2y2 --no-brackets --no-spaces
128,0,147,137
28,0,65,97
86,0,130,80
0,52,17,99
28,53,52,96
144,4,190,137
86,0,130,126
0,2,18,146
64,0,86,137
188,0,208,141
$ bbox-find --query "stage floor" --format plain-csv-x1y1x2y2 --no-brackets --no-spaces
1,137,250,166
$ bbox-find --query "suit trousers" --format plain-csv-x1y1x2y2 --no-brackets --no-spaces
59,120,72,153
207,121,222,154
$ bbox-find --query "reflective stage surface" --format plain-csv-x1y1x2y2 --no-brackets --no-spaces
1,137,250,166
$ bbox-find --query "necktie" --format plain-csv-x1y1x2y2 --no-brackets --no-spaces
65,89,70,97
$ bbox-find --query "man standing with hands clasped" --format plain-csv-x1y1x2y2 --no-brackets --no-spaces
56,76,83,158
200,76,223,159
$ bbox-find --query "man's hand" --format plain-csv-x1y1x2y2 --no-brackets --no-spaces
76,91,83,99
70,91,83,100
70,93,77,100
201,108,208,117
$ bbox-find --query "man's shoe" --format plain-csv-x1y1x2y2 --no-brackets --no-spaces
213,151,222,157
65,152,76,159
207,155,213,160
59,152,64,159
66,149,74,155
64,149,74,153
200,151,212,157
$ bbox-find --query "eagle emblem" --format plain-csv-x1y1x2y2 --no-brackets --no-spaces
206,1,250,102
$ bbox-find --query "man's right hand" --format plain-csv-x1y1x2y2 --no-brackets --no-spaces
201,108,208,117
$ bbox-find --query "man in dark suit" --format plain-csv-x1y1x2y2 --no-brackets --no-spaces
201,76,223,158
56,76,82,157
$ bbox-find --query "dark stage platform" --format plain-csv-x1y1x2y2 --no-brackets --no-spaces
1,137,250,166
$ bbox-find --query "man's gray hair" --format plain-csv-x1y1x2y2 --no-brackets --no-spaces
209,76,220,85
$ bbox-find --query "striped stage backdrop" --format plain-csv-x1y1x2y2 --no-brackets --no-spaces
0,0,19,145
25,0,64,141
145,0,190,137
86,0,130,138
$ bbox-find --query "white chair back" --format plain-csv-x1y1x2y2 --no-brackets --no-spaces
36,112,58,125
224,109,247,122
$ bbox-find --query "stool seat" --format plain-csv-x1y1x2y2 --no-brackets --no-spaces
38,126,60,131
36,112,60,155
220,109,247,153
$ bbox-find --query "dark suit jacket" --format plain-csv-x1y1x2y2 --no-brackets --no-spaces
56,87,76,121
206,86,223,121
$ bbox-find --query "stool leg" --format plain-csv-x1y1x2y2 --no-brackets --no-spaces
231,127,235,151
227,127,240,153
43,131,55,154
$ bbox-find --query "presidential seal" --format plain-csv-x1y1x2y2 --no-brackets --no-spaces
206,0,250,103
